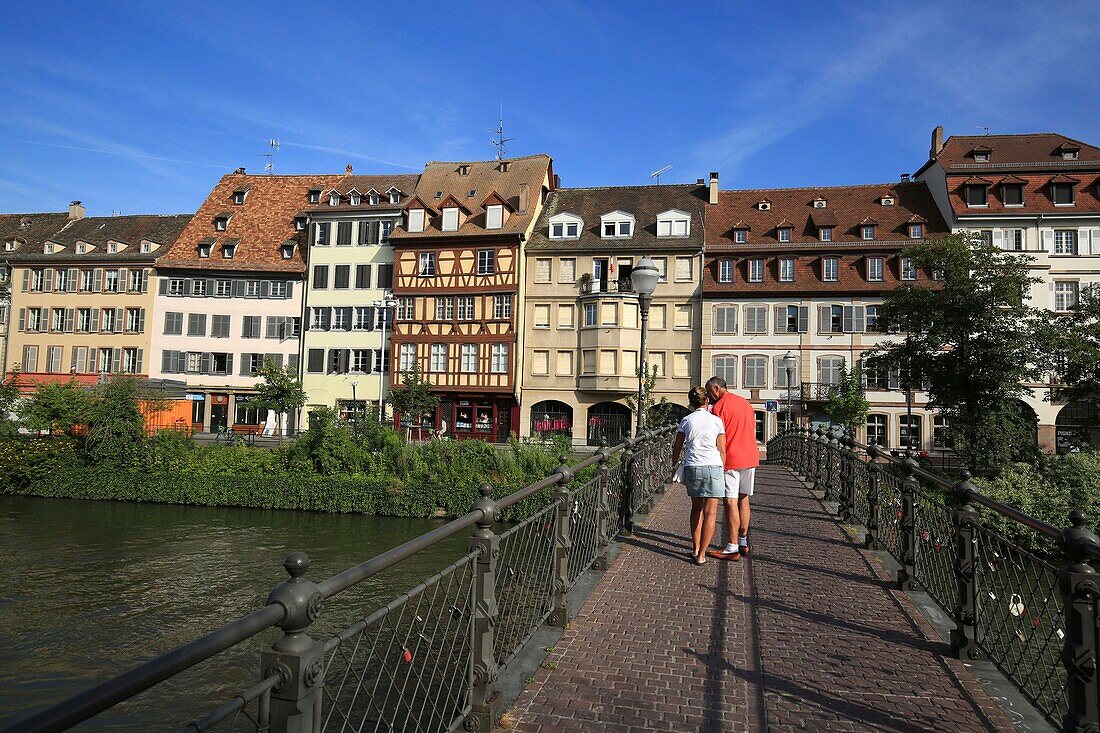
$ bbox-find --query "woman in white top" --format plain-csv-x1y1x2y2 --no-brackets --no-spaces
671,386,726,565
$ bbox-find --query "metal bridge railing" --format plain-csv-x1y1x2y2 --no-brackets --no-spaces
767,425,1100,733
2,425,676,733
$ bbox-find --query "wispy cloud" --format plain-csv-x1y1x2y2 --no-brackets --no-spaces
278,141,420,171
2,137,234,170
691,5,937,177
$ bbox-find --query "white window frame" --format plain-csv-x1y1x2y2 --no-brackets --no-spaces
718,259,733,283
748,259,764,283
779,258,794,282
822,257,839,282
1054,281,1079,312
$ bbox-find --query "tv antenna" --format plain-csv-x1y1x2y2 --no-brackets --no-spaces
259,138,280,173
651,164,672,185
976,126,990,135
489,105,513,161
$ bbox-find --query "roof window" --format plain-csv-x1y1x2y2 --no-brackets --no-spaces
281,242,296,260
388,190,401,204
308,189,321,204
549,213,582,239
458,165,470,176
214,213,230,231
222,239,239,259
657,209,691,237
812,197,827,209
971,146,992,163
232,187,249,205
349,192,361,206
756,199,771,211
964,181,989,207
1052,179,1077,206
294,216,306,231
328,191,340,206
5,240,20,251
468,188,477,198
880,195,894,206
1058,143,1081,160
368,191,380,205
600,211,635,239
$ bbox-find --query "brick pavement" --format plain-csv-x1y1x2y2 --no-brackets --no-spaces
504,465,1017,732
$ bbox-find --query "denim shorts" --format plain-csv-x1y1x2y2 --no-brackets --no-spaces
683,465,725,498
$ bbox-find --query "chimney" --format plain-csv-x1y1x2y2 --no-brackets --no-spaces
696,178,705,185
708,172,719,205
518,183,529,213
234,167,246,175
68,200,85,220
346,163,353,174
930,125,944,159
900,173,910,182
553,174,561,189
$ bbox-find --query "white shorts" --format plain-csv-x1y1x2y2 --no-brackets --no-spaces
723,468,756,498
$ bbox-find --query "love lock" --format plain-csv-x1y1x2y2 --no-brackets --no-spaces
1008,593,1025,617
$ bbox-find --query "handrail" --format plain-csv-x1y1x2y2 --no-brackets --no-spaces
2,428,668,733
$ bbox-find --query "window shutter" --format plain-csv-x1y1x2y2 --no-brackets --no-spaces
284,280,294,299
260,281,271,298
365,306,376,331
1080,229,1092,254
67,269,78,292
114,308,124,333
323,308,332,331
307,349,323,373
161,350,173,373
135,350,143,374
289,353,299,372
992,230,1003,249
142,269,151,293
64,308,74,333
1091,230,1100,256
240,355,250,376
110,348,121,373
90,308,99,332
119,268,129,290
1049,281,1056,309
272,354,284,369
1042,230,1055,253
200,352,213,374
265,317,277,339
341,349,350,374
176,351,187,373
42,270,53,293
21,270,29,292
159,279,168,295
17,308,24,332
842,306,854,333
797,306,809,333
233,280,246,297
818,305,830,333
138,309,146,333
93,269,103,291
853,306,866,333
183,278,194,296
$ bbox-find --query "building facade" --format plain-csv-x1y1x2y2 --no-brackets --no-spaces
702,173,951,451
522,184,706,446
300,173,419,419
4,204,190,394
388,155,554,441
150,171,343,434
915,128,1100,451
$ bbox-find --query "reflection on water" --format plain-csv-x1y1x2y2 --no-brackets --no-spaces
0,495,470,730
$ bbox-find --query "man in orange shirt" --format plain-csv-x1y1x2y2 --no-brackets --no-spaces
706,376,760,556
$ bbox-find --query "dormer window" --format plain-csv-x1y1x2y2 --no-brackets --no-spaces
294,216,307,231
549,213,582,239
214,214,230,231
141,242,153,253
974,152,990,162
756,200,771,211
222,239,239,259
458,165,470,176
281,243,295,260
909,224,923,239
1051,179,1077,206
107,242,118,253
600,211,635,239
880,196,894,206
198,237,215,258
349,192,361,206
408,208,426,233
75,243,86,254
1001,182,1024,206
44,243,56,254
328,191,340,207
965,183,989,207
308,189,321,204
486,204,504,230
971,146,992,163
388,190,400,204
656,209,691,237
777,222,793,243
442,207,459,231
1058,143,1081,160
5,240,19,252
812,197,827,209
819,227,832,242
734,228,748,244
232,188,248,205
1063,150,1079,160
862,225,876,241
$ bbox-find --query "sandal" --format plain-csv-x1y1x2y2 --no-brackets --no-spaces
694,555,707,566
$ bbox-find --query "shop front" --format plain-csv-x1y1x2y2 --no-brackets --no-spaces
396,394,517,443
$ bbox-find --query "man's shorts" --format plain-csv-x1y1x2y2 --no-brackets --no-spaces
723,467,756,498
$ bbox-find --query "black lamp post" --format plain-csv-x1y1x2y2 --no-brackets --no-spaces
630,256,660,436
781,350,796,431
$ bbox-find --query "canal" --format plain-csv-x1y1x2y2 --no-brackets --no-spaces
0,494,471,731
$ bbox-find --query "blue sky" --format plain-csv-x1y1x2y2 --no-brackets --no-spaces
1,1,1099,216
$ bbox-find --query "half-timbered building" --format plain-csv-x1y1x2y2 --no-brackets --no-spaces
388,155,555,441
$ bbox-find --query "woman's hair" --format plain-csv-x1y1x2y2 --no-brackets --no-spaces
688,385,708,408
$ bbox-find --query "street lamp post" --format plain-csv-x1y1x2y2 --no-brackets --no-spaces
372,294,399,424
630,256,660,436
781,350,796,431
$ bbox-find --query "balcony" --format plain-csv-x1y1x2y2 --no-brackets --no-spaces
577,276,634,295
799,382,840,402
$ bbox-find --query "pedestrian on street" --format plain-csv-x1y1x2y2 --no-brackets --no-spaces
670,386,726,566
706,376,760,558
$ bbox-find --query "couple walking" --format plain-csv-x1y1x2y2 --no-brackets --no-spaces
670,377,758,566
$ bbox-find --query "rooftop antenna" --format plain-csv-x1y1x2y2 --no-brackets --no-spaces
651,164,672,185
489,104,513,161
976,126,990,136
259,138,280,174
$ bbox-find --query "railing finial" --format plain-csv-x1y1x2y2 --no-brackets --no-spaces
471,484,498,529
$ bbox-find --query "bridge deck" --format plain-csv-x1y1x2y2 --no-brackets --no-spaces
505,465,1016,732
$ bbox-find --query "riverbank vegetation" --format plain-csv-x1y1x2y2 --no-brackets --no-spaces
0,378,587,520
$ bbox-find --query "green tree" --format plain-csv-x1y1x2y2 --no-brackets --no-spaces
390,365,440,437
291,406,370,475
18,380,94,436
625,364,672,430
84,377,147,467
1038,284,1100,448
0,368,22,437
825,366,869,438
242,360,306,434
868,232,1043,473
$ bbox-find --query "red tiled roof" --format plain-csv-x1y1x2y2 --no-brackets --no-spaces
932,133,1100,171
160,172,347,271
704,182,949,248
946,173,1100,215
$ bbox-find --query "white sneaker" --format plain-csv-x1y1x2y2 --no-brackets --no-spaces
722,543,739,555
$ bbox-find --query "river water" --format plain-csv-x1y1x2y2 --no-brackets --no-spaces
0,494,471,731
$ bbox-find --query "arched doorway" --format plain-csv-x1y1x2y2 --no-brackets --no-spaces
1056,400,1099,452
530,400,573,440
587,402,632,446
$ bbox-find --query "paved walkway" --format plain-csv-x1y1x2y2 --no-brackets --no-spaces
505,465,1016,732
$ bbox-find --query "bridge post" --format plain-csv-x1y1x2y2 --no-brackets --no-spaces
811,427,825,495
798,425,811,478
594,442,613,571
651,430,667,499
826,431,841,507
549,457,574,627
262,552,326,733
836,435,853,522
864,444,882,550
896,453,919,591
620,441,636,535
1058,511,1100,733
949,474,982,660
467,484,502,731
